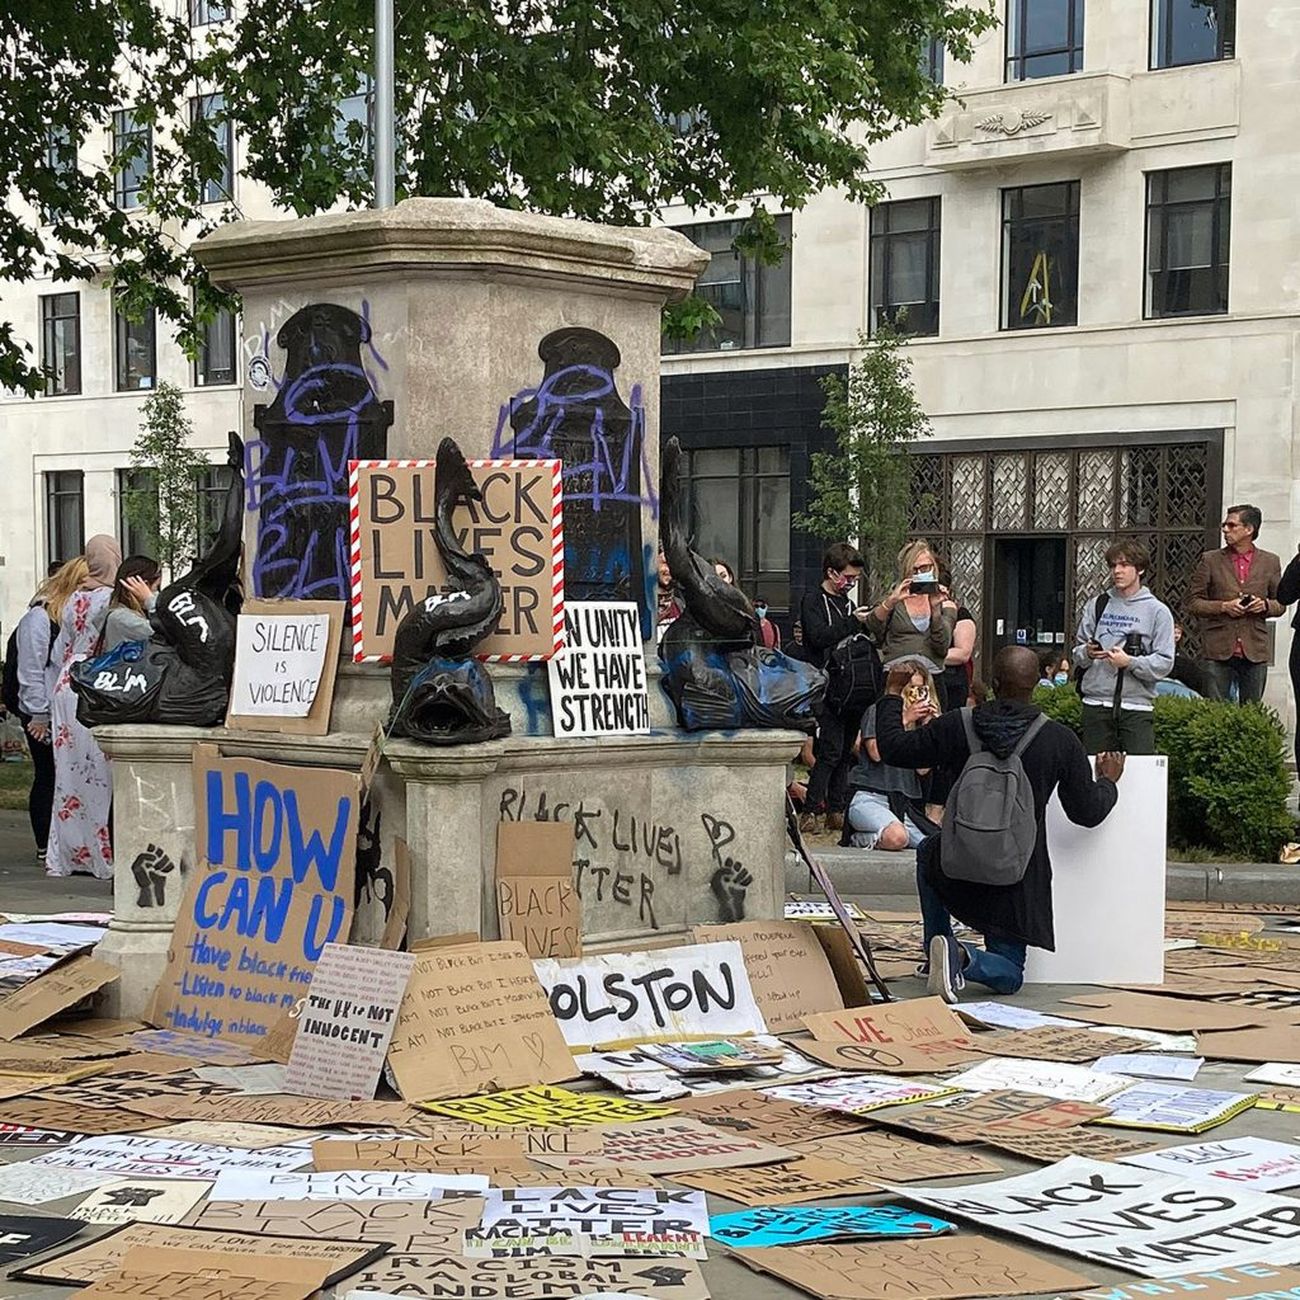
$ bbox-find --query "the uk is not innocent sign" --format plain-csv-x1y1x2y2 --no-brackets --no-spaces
548,601,649,738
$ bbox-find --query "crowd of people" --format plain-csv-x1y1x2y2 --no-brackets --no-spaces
1,539,163,881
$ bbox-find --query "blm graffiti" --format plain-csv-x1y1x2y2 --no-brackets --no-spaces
499,786,751,933
248,303,393,606
494,328,653,617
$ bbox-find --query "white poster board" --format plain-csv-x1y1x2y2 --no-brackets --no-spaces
1024,754,1166,985
229,612,331,717
547,602,649,738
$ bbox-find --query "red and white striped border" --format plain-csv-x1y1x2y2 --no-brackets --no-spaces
348,457,564,665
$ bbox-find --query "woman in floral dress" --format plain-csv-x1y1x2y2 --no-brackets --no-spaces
45,536,121,879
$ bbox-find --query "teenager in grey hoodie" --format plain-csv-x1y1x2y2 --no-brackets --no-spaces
1072,538,1174,755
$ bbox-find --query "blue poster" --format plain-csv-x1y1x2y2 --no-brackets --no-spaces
710,1204,954,1249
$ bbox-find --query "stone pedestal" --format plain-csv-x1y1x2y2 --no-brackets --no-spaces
95,199,800,1019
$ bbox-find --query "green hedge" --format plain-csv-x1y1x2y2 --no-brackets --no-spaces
1031,683,1294,862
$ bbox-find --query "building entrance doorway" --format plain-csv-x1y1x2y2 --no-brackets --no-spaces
991,537,1067,654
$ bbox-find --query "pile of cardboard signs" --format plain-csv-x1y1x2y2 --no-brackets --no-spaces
14,786,1300,1299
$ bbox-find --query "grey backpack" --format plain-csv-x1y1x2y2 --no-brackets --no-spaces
940,708,1048,886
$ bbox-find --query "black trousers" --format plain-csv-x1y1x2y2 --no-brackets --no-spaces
1291,634,1300,773
22,718,55,853
806,703,858,815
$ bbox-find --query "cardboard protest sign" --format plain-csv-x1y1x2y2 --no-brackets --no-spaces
209,1168,487,1200
283,942,415,1100
765,1077,959,1115
676,1157,893,1207
1067,1265,1300,1300
870,1091,1109,1145
124,1027,265,1064
945,1057,1129,1103
0,1214,85,1265
0,953,119,1040
0,1099,168,1135
340,1255,711,1300
424,1085,675,1129
1247,1062,1300,1087
13,1222,386,1288
1095,1081,1257,1133
893,1155,1300,1277
670,1093,872,1148
535,941,767,1049
226,600,345,735
1094,1052,1204,1081
0,1122,80,1145
72,1178,212,1225
1056,991,1269,1032
955,1001,1076,1031
973,1026,1142,1063
311,1133,600,1171
0,1161,112,1204
731,1234,1094,1300
1120,1136,1300,1191
495,821,580,959
31,1133,310,1179
790,1130,1002,1183
387,941,576,1101
800,998,979,1073
349,457,563,662
1200,1024,1300,1065
691,921,845,1033
985,1127,1161,1162
529,1116,795,1176
710,1204,952,1249
75,1245,330,1300
146,1121,308,1149
150,747,359,1045
547,602,649,737
121,1093,420,1130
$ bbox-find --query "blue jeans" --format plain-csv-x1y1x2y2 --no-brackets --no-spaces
915,853,1028,995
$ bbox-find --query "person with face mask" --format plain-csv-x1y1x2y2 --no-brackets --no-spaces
797,542,871,833
864,539,958,671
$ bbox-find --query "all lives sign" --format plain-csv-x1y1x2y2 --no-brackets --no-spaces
349,458,562,662
149,745,359,1045
547,602,649,738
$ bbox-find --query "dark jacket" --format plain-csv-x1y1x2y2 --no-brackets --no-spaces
798,588,857,670
1279,551,1300,629
876,695,1118,951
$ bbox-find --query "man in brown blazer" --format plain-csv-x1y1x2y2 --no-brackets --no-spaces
1187,503,1284,703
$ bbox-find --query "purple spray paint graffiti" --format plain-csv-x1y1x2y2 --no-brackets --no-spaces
248,304,392,606
493,328,654,621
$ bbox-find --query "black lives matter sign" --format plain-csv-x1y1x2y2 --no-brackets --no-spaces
350,459,562,661
547,602,649,737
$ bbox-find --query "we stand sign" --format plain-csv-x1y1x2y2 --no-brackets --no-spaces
548,602,649,738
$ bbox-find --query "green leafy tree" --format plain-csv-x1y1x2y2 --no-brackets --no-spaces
126,381,211,574
2,1,994,392
796,326,933,592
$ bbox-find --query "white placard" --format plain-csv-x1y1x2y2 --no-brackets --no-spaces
481,1186,710,1236
1026,755,1167,984
547,602,649,738
71,1177,211,1225
945,1057,1130,1103
1095,1054,1204,1082
1097,1082,1256,1133
209,1168,488,1201
230,612,332,717
1246,1063,1300,1088
0,1162,112,1204
30,1135,309,1180
890,1156,1300,1278
764,1076,957,1114
956,1002,1077,1031
1088,1026,1199,1054
1121,1137,1300,1191
534,942,766,1048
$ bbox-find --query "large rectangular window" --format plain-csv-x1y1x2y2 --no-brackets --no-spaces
1001,181,1080,330
1151,0,1235,68
191,93,233,204
195,297,237,385
40,293,81,396
45,471,84,566
663,215,793,354
117,468,159,557
1006,0,1084,81
114,301,156,391
870,198,941,337
1146,164,1231,318
46,127,76,180
194,464,234,556
923,37,945,84
112,108,151,209
677,446,791,607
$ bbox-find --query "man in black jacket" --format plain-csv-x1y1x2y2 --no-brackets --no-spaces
798,542,870,833
877,645,1124,1001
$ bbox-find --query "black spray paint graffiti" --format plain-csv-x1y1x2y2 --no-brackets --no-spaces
249,304,393,605
129,844,177,909
102,1187,166,1208
702,813,751,922
354,801,393,920
493,328,652,615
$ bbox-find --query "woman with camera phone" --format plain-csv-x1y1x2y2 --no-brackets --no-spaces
1072,538,1175,755
863,539,957,671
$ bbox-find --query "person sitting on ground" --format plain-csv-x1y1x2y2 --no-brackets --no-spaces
845,661,941,852
877,644,1123,1002
96,555,163,652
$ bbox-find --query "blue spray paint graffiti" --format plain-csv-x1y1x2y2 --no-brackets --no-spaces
249,304,393,605
493,328,653,615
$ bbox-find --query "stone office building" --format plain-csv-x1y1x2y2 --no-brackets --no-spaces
659,0,1298,704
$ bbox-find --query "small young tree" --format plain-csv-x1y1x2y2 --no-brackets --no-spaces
796,326,933,594
125,381,210,574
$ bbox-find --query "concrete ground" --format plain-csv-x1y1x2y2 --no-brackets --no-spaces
2,811,1299,1298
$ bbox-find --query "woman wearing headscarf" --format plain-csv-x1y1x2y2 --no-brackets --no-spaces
45,535,121,879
